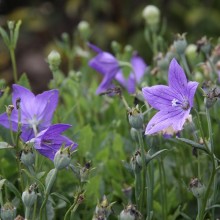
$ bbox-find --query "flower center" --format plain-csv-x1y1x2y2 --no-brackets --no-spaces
171,98,189,110
27,115,40,136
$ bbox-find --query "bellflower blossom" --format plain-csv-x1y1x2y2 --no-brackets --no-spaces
0,84,59,142
88,43,147,94
31,124,78,160
142,58,198,135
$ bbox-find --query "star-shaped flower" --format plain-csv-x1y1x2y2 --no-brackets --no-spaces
142,58,198,135
88,43,147,94
0,84,59,142
32,124,78,160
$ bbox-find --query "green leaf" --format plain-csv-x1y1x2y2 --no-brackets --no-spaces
51,192,71,204
13,20,22,48
176,137,208,153
17,73,31,89
146,149,168,164
4,180,21,200
0,179,6,190
0,27,10,46
45,168,58,193
0,142,14,149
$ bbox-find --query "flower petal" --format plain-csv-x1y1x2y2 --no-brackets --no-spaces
142,85,183,110
131,55,147,83
187,81,199,107
145,108,190,135
168,58,188,97
0,112,18,131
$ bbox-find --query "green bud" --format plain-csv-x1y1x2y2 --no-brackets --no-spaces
80,161,92,183
48,50,61,70
20,148,35,167
7,21,14,30
196,36,211,55
54,147,71,170
5,105,14,117
0,202,16,220
111,41,121,54
22,184,38,207
204,87,220,108
189,177,206,198
77,21,91,40
119,204,141,220
128,106,143,130
130,150,142,173
142,5,160,26
173,34,187,55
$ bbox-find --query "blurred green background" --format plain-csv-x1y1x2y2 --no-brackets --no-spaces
0,0,220,92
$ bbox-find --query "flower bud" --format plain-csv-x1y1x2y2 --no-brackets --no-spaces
48,50,61,71
7,21,14,30
119,204,141,220
111,41,122,54
78,21,91,40
142,5,160,26
173,34,187,55
80,161,92,183
5,105,14,117
0,202,16,220
204,87,220,108
130,128,138,141
22,184,38,207
196,36,211,55
128,106,143,130
20,148,35,167
189,177,206,198
130,150,142,173
54,147,71,170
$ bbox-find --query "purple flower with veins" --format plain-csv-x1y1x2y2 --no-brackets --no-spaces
0,84,59,142
31,124,78,160
142,58,198,135
88,43,147,94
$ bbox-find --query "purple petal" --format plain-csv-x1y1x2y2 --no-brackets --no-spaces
0,112,18,131
88,43,102,53
131,55,147,83
43,124,72,137
96,72,116,94
34,90,59,126
168,58,188,97
187,81,199,107
89,51,119,76
12,84,35,119
142,85,183,110
145,108,190,135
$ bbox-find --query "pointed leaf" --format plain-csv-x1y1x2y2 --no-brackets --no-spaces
146,149,168,164
51,192,70,204
4,180,21,200
0,179,6,190
13,20,22,48
0,142,14,149
176,137,208,153
0,27,10,46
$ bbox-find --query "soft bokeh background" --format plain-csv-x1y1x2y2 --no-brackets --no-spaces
0,0,220,92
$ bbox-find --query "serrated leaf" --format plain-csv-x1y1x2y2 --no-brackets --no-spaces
0,179,6,190
51,192,70,204
0,142,14,149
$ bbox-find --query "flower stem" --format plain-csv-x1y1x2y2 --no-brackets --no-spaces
134,172,142,209
205,107,213,152
180,54,191,78
9,47,18,83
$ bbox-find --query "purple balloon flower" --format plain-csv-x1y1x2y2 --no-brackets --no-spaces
88,43,147,94
32,124,78,160
0,84,59,142
142,58,198,135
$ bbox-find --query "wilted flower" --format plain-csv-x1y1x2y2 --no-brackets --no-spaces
0,84,59,142
88,43,147,94
142,58,198,135
119,204,141,220
189,177,206,198
31,124,78,160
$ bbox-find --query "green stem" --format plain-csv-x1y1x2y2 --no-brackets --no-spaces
205,107,213,152
24,206,31,220
134,172,142,209
196,198,202,220
64,193,81,220
0,190,3,207
9,47,18,83
180,54,191,78
137,130,146,215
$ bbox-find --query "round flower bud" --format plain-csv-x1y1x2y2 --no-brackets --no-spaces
47,50,61,70
173,38,187,55
142,5,160,26
77,21,91,40
0,202,16,220
189,177,206,198
22,187,37,207
20,149,35,167
7,21,15,30
54,148,71,170
128,107,143,130
130,150,142,173
119,204,141,220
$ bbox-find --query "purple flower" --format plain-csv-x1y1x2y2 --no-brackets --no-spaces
142,58,198,135
31,124,78,160
0,84,59,142
88,43,147,94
